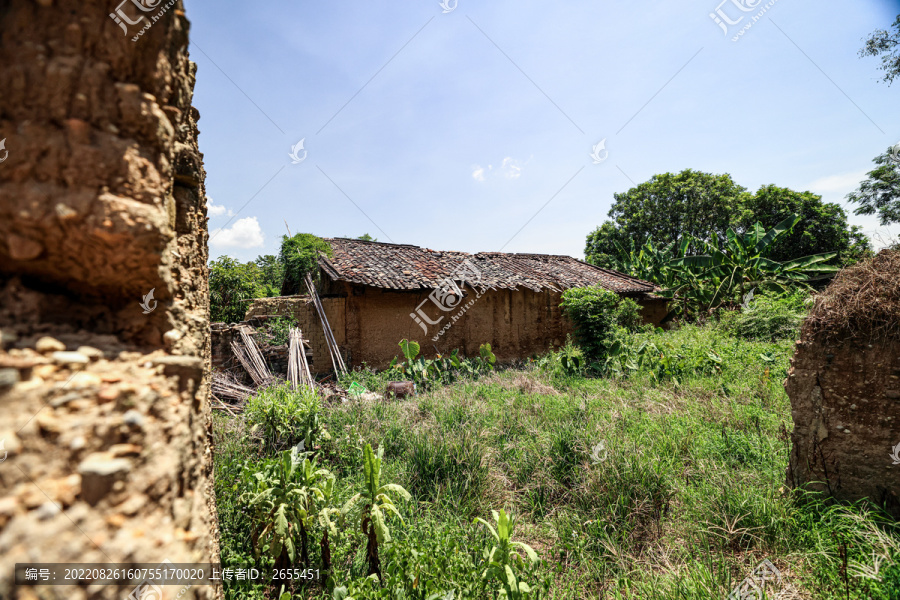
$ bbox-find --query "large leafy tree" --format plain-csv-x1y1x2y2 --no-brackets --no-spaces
847,146,900,226
254,254,284,297
279,233,332,295
739,185,870,263
860,14,900,85
585,169,748,267
209,256,266,323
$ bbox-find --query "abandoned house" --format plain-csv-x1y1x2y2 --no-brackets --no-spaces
214,238,667,373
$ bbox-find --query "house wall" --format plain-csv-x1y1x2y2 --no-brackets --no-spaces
243,285,666,374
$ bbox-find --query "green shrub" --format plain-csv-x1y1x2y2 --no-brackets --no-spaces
279,233,332,295
718,289,810,341
260,315,297,346
560,286,643,361
244,383,328,453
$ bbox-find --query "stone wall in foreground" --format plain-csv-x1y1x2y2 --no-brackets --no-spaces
0,1,219,597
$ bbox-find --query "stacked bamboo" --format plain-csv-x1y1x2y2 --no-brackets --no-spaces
211,371,255,403
287,327,314,392
231,326,273,387
305,273,347,376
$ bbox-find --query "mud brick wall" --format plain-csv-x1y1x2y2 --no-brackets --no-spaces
0,1,219,598
786,339,900,514
243,296,347,374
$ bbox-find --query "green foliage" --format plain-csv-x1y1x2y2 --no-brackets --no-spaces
261,315,298,347
209,257,263,323
718,289,810,342
536,337,585,378
407,432,489,513
738,185,870,264
475,509,542,599
847,145,900,226
388,340,496,388
585,170,749,267
280,233,333,295
342,443,412,579
859,13,900,85
559,285,642,361
587,171,870,269
209,255,284,324
240,444,335,572
244,384,329,454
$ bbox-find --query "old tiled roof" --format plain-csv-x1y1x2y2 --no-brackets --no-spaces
318,238,658,295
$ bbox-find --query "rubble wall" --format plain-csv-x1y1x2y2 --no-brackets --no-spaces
0,0,219,597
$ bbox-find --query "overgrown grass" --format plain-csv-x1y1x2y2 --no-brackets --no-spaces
213,324,900,599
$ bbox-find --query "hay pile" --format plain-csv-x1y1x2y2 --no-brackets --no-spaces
803,249,900,342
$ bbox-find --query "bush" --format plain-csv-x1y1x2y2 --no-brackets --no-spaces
243,383,328,453
560,285,644,361
718,290,810,341
260,315,297,346
279,233,332,295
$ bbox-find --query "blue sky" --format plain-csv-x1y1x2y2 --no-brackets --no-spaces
187,0,900,263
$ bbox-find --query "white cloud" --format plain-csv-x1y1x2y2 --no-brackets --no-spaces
206,197,234,217
472,165,488,182
210,217,265,249
501,156,522,179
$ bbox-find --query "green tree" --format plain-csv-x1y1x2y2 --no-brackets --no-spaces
357,233,377,241
847,146,900,226
209,256,264,323
860,14,900,85
739,185,870,263
279,234,333,295
585,170,749,267
254,254,284,297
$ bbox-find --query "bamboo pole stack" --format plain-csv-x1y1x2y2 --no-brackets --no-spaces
287,327,315,392
211,371,255,403
231,326,273,387
305,273,347,376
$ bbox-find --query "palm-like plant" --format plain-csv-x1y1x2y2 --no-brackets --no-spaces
669,214,839,312
475,509,541,599
240,444,334,583
342,443,411,579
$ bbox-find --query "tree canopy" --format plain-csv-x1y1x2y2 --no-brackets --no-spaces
847,146,900,226
860,13,900,85
585,169,869,268
585,170,748,268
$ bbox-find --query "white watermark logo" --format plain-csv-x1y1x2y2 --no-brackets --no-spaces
0,138,7,163
289,139,308,164
109,0,177,42
439,0,458,13
0,439,7,463
590,441,607,464
590,139,609,164
127,559,191,600
741,287,755,310
726,559,785,599
140,288,157,314
710,0,778,42
410,259,482,341
890,443,900,465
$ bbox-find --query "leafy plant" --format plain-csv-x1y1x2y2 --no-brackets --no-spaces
559,285,643,362
342,443,411,580
244,384,329,453
389,340,496,388
475,509,542,599
279,233,333,295
261,315,298,347
240,444,334,580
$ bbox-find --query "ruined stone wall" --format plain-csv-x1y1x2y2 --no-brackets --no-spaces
0,1,219,597
786,250,900,516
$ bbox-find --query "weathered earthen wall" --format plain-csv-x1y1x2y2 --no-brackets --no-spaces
0,1,219,597
245,285,665,373
787,339,900,513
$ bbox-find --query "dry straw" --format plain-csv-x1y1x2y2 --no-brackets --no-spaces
803,249,900,342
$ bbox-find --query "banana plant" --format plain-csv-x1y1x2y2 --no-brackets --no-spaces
475,509,541,599
342,443,411,580
669,214,839,311
240,443,334,582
